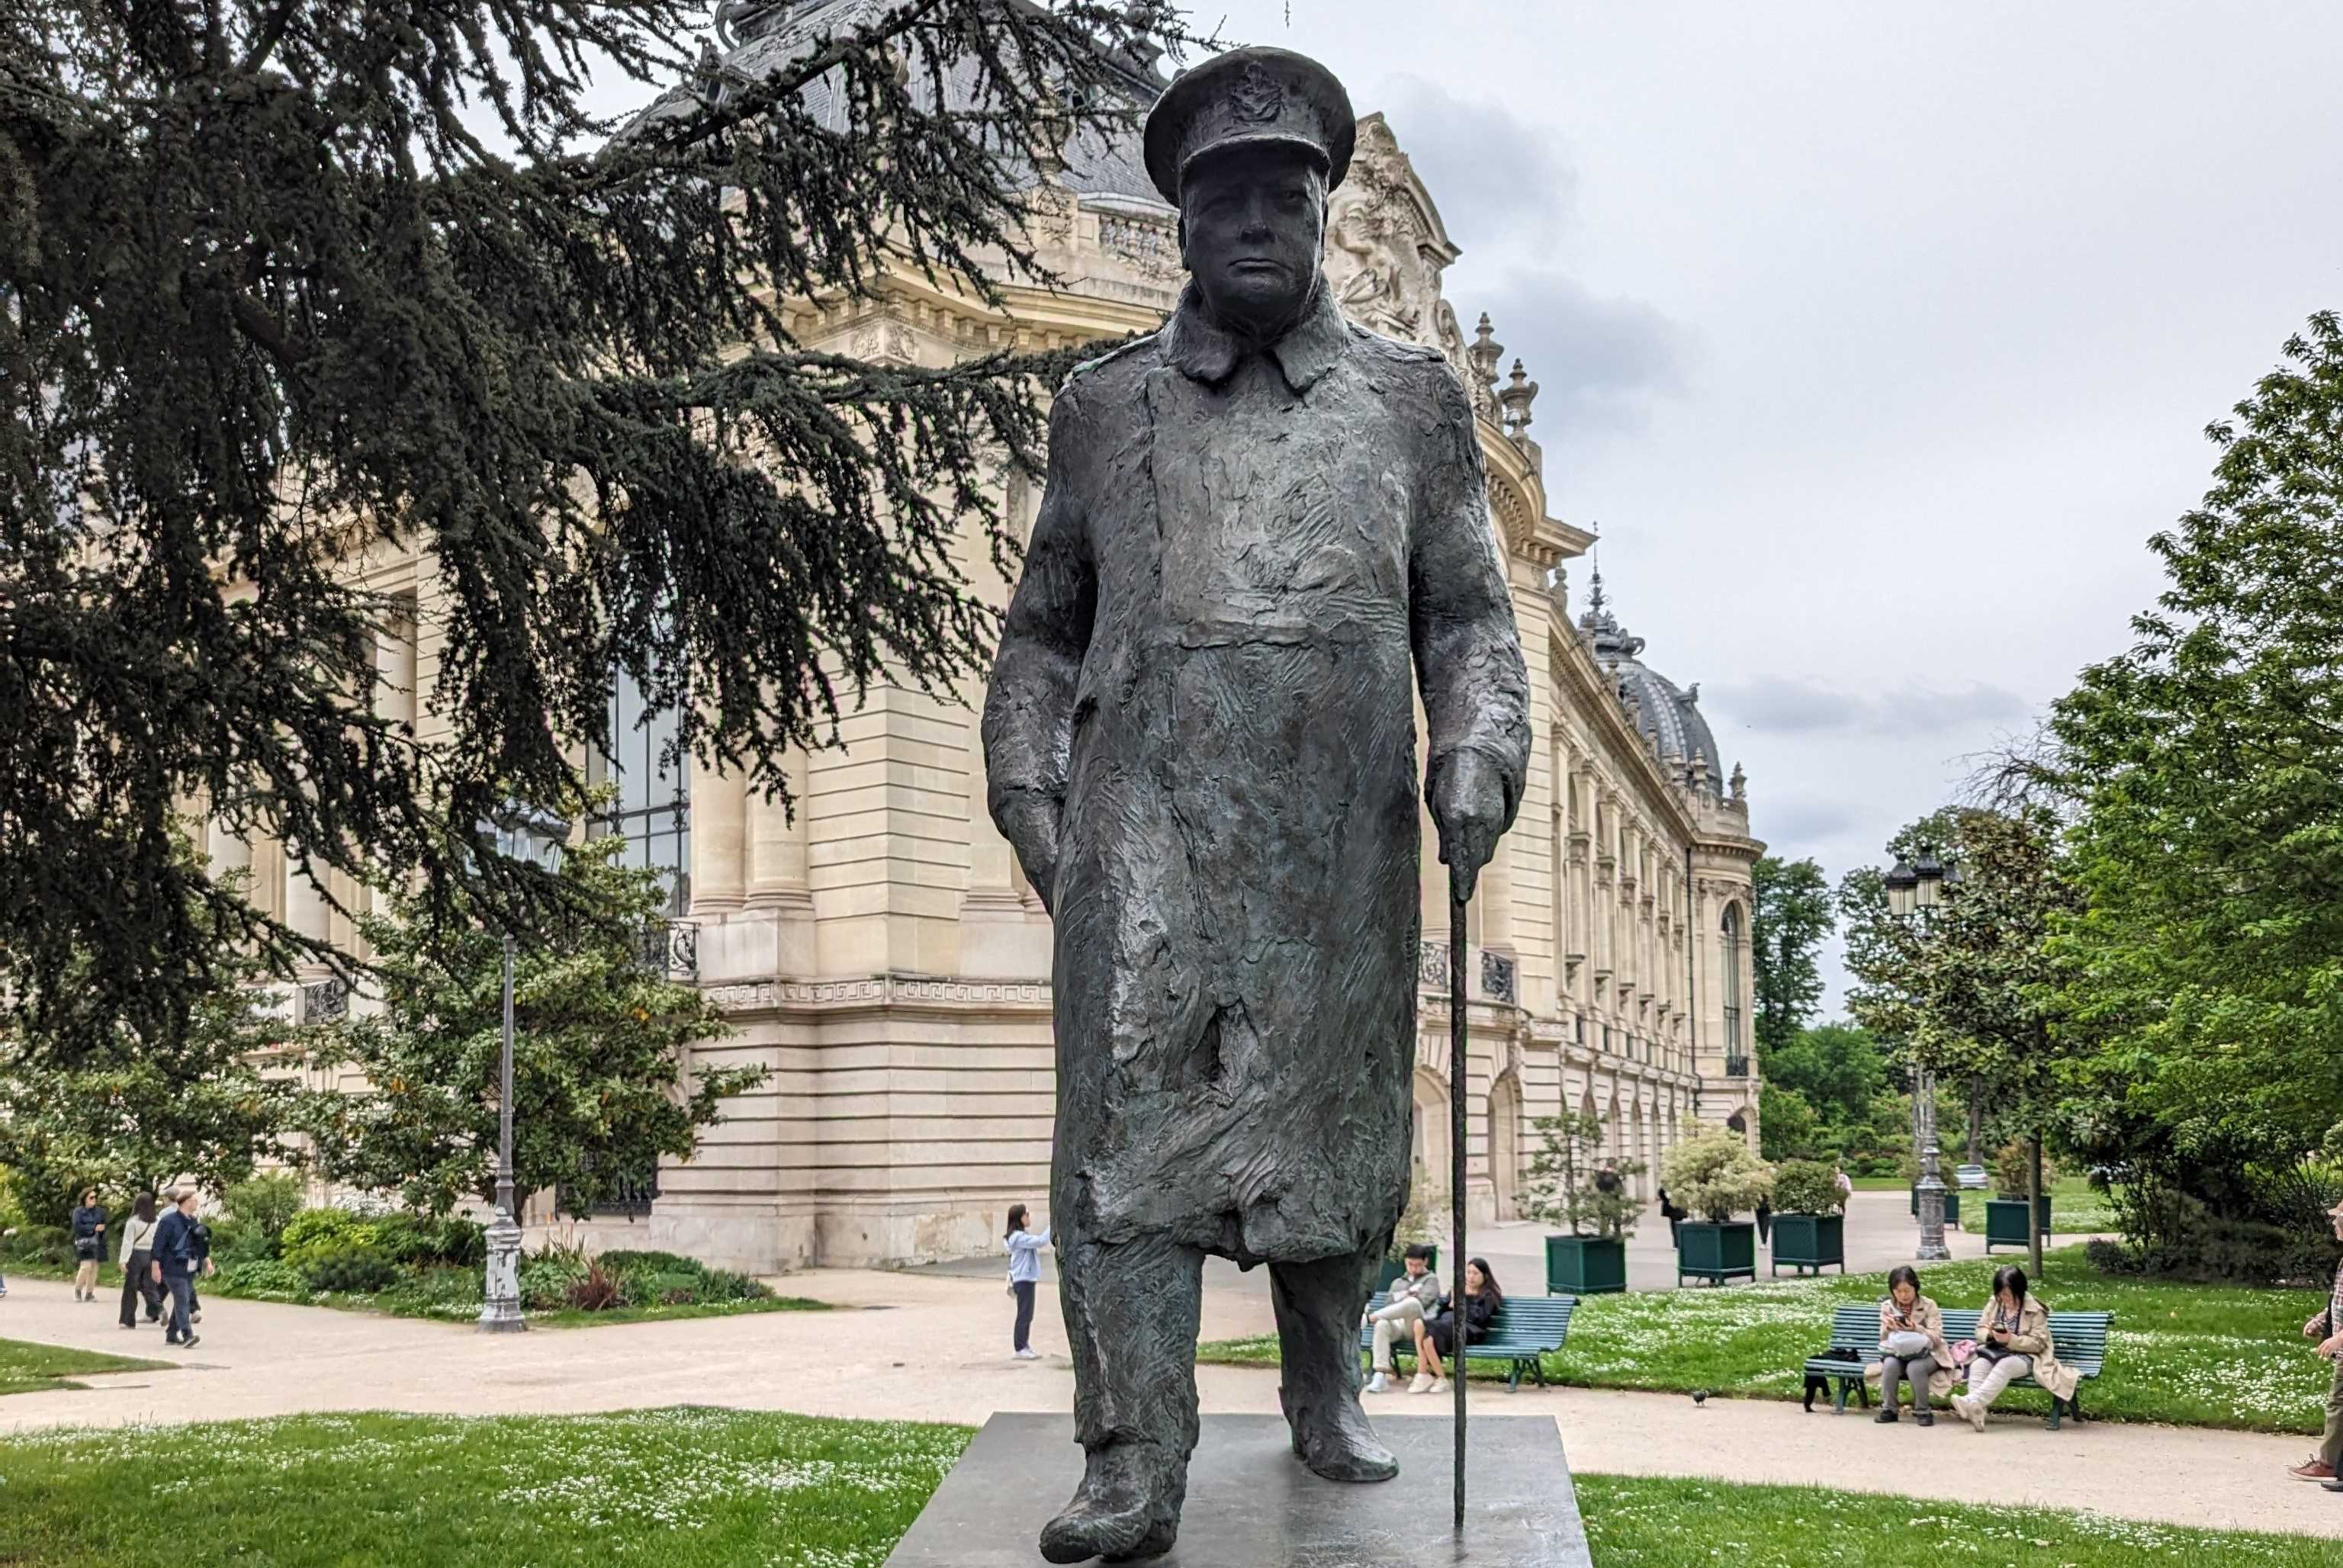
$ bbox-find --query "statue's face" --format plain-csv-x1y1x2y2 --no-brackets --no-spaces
1178,146,1326,333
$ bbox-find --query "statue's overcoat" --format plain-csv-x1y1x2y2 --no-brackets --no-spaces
983,279,1530,1265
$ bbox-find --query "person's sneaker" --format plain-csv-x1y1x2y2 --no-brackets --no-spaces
1406,1373,1434,1395
178,1335,201,1350
1915,1412,1935,1428
1014,1348,1040,1361
2322,1478,2343,1494
1874,1409,1898,1424
1953,1395,1986,1432
191,1312,202,1324
2291,1459,2335,1480
1363,1372,1388,1394
1427,1378,1448,1396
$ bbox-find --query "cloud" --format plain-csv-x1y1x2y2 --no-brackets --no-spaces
1754,794,1861,848
1707,675,2031,737
1371,77,1692,439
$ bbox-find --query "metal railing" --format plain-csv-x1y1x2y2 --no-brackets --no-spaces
1724,1054,1750,1078
636,920,698,980
301,978,350,1023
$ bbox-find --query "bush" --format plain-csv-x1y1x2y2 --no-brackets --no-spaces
377,1265,484,1319
565,1260,622,1313
699,1268,767,1303
278,1207,371,1268
207,1216,277,1268
215,1259,313,1300
519,1243,590,1311
1523,1110,1641,1239
223,1174,307,1242
1994,1139,2056,1198
1771,1159,1842,1215
0,1223,76,1269
1660,1131,1773,1224
301,1247,400,1295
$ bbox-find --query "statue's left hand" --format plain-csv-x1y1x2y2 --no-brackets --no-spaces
1431,749,1508,905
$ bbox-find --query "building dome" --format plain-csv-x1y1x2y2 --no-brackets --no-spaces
1580,574,1724,797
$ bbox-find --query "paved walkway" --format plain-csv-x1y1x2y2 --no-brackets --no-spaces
1,1268,2332,1542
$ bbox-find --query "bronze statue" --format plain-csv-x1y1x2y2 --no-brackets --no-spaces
982,46,1530,1563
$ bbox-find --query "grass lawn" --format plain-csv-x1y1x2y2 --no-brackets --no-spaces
1201,1245,2332,1435
1844,1174,2114,1232
0,1337,170,1397
1,1410,2331,1566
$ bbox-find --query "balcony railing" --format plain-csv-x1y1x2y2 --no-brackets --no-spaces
1724,1055,1751,1078
301,978,350,1024
636,920,698,980
1417,942,1518,1005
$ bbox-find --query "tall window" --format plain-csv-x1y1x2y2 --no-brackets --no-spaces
593,664,690,914
1721,902,1746,1067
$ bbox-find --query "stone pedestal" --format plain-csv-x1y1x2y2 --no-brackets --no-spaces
884,1412,1592,1566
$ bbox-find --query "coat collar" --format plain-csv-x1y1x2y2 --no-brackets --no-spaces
1159,276,1349,394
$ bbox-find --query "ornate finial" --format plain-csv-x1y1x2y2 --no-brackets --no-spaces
1499,358,1539,442
1682,682,1700,705
1547,564,1569,622
1119,0,1168,69
1690,753,1711,789
1729,762,1747,805
1467,314,1504,404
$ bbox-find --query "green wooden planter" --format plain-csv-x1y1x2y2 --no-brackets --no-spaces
1675,1221,1756,1287
1374,1245,1438,1293
1908,1186,1962,1226
1985,1197,2052,1252
1545,1234,1627,1296
1769,1213,1846,1277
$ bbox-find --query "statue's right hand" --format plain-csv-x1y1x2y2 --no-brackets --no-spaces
998,794,1064,913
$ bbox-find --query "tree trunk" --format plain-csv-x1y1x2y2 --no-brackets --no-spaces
2027,1131,2045,1279
1966,1081,1982,1165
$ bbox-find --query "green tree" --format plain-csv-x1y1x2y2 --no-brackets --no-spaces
0,0,1197,1062
1749,855,1834,1056
296,831,764,1217
2046,312,2343,1207
1844,807,2081,1275
0,866,301,1217
1756,1083,1821,1163
1759,1021,1887,1129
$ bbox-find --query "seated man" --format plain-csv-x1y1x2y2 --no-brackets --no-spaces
1363,1245,1444,1393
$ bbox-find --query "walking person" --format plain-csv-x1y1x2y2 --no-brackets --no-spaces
2290,1199,2343,1481
1409,1258,1502,1396
1004,1203,1049,1361
1949,1264,2078,1431
149,1190,203,1349
1867,1264,1952,1426
71,1188,108,1302
117,1193,162,1330
1362,1244,1444,1394
185,1208,214,1325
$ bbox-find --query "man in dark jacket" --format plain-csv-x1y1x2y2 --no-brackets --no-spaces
149,1190,203,1348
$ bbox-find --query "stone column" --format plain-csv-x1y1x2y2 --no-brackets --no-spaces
206,821,251,879
689,756,748,915
746,750,816,975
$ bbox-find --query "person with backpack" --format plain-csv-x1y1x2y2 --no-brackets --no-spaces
148,1190,204,1349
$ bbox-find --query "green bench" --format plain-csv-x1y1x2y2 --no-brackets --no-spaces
1802,1303,2113,1431
1358,1291,1575,1392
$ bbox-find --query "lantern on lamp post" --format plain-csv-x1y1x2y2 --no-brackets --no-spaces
1886,843,1954,1263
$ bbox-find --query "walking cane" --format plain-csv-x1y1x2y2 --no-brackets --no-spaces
1449,882,1470,1532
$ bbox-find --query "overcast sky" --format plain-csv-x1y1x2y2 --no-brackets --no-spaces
1194,0,2343,1009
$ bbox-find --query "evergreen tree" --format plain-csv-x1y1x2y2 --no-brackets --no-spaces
0,0,1194,1061
295,831,763,1217
1748,854,1833,1056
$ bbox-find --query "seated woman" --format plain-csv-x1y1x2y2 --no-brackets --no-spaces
1951,1264,2080,1431
1866,1264,1952,1425
1409,1258,1502,1396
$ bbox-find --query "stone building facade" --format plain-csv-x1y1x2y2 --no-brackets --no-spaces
205,23,1765,1270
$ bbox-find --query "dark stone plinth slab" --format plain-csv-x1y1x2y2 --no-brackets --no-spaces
885,1413,1592,1567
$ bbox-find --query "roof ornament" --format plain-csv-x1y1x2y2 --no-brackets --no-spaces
1729,763,1748,805
1467,314,1505,412
1499,358,1538,444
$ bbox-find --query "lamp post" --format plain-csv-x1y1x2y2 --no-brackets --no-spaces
477,801,569,1334
1885,844,1954,1263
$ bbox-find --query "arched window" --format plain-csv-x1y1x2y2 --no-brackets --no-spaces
1721,903,1747,1072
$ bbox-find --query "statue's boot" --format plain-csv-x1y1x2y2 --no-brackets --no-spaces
1038,1441,1187,1563
1271,1248,1400,1483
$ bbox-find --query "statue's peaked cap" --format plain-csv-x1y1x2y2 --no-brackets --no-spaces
1143,47,1356,206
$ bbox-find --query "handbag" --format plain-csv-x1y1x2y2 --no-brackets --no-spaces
73,1235,101,1261
1882,1329,1932,1360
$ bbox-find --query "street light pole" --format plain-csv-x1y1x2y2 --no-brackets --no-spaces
477,802,567,1334
1885,848,1952,1262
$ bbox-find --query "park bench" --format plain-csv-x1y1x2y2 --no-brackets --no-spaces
1358,1291,1576,1392
1802,1303,2113,1430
